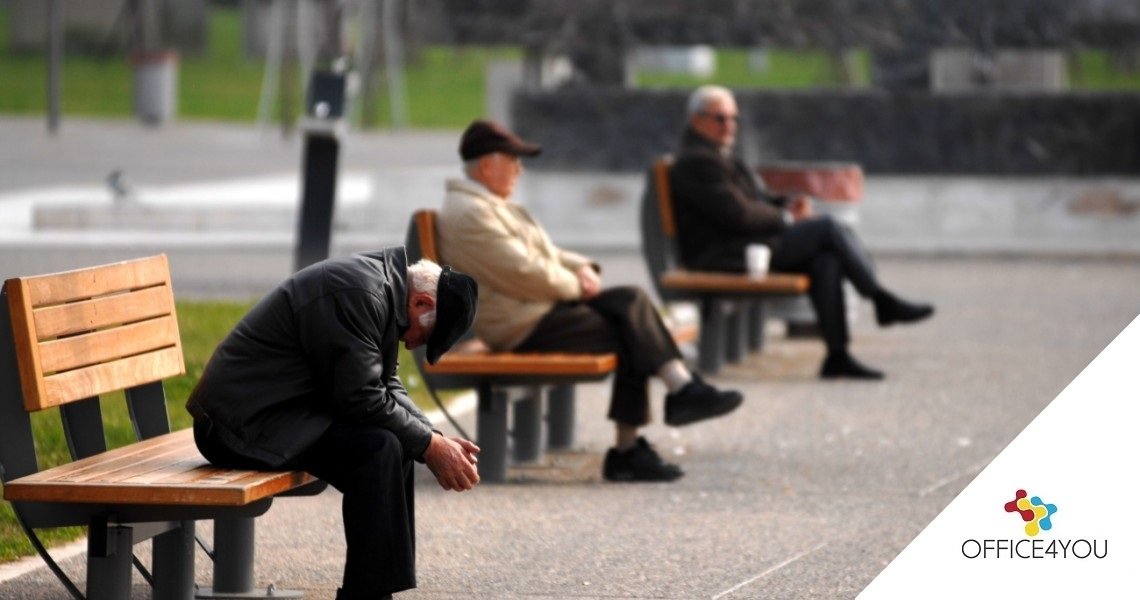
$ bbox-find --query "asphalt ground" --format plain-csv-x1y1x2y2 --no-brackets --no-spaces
2,253,1139,599
3,117,1139,599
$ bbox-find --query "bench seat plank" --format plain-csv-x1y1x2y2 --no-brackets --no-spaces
3,429,315,507
424,351,618,376
660,269,810,295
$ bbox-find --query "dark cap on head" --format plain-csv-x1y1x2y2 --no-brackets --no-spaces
459,119,542,161
426,266,479,365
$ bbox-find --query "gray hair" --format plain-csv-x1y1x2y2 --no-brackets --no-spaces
407,259,441,328
463,158,481,178
686,85,735,116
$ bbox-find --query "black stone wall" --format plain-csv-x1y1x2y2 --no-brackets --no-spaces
512,88,1140,175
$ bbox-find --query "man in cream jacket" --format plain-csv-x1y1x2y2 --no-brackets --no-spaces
437,119,744,482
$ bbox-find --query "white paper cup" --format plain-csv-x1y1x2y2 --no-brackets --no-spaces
745,244,771,278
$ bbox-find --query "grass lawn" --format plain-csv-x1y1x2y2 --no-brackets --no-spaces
3,5,1138,128
0,299,443,562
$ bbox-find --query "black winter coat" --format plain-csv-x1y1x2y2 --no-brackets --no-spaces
186,247,434,468
669,127,790,272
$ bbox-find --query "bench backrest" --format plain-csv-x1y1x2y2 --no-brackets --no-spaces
1,255,183,484
405,209,478,389
640,155,686,303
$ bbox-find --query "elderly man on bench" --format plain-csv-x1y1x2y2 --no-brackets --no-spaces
670,85,935,380
435,119,744,483
187,248,479,600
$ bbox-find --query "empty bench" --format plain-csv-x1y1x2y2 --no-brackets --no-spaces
0,255,321,600
641,156,811,374
406,210,617,483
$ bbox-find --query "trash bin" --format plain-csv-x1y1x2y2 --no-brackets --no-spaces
131,50,179,125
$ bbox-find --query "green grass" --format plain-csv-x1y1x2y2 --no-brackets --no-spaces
1069,50,1140,90
4,5,1139,127
635,48,872,89
0,299,445,562
0,6,517,127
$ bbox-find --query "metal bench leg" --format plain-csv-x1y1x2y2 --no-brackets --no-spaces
698,299,727,374
546,385,575,450
725,302,747,364
512,386,544,463
477,382,509,483
746,300,767,352
87,525,134,600
153,521,196,600
196,518,302,599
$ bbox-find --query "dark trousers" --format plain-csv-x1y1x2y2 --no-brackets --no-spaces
194,419,416,597
513,286,681,427
770,215,881,354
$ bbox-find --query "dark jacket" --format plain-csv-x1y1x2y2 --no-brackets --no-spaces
186,247,434,468
669,127,789,272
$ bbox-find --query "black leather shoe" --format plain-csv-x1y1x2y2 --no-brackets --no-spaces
664,374,744,426
820,352,884,380
603,437,684,482
874,291,934,326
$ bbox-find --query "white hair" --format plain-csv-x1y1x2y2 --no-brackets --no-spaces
407,259,441,327
687,85,735,117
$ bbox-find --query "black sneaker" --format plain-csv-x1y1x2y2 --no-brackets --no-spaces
664,374,744,427
603,437,684,482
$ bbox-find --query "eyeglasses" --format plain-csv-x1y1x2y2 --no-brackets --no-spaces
700,112,738,125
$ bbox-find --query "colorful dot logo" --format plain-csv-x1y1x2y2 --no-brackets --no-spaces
1003,489,1057,537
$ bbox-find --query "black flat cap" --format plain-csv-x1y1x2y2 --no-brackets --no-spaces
426,266,479,365
459,119,542,161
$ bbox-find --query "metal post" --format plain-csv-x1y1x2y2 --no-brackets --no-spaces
46,0,62,135
725,303,746,364
153,522,196,600
546,385,576,450
294,71,347,271
511,387,543,463
87,525,134,600
197,518,302,598
746,300,767,352
476,383,509,483
698,299,727,374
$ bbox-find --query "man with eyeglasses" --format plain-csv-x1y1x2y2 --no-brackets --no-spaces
670,85,934,379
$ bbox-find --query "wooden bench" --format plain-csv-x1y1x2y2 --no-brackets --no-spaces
405,210,618,483
0,255,322,600
641,156,811,374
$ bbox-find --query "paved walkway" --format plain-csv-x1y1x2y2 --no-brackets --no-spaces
2,253,1138,599
3,118,1139,598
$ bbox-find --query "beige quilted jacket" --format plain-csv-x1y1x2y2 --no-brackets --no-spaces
437,178,593,350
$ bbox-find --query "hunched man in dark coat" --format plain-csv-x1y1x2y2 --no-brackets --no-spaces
187,247,479,600
670,85,934,380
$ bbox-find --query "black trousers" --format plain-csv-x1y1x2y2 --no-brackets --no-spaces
513,286,681,427
770,215,881,354
194,419,416,597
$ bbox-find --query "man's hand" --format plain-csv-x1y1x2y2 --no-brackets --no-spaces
577,265,602,300
423,433,481,492
789,194,814,221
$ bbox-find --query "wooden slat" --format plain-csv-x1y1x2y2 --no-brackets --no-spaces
661,269,810,295
38,315,180,374
424,350,617,376
653,156,677,238
416,210,440,262
4,276,48,413
40,347,184,409
3,429,316,506
20,255,171,307
33,285,174,339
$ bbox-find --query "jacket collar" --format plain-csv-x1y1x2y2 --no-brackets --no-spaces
357,246,410,332
446,177,507,204
681,125,735,159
